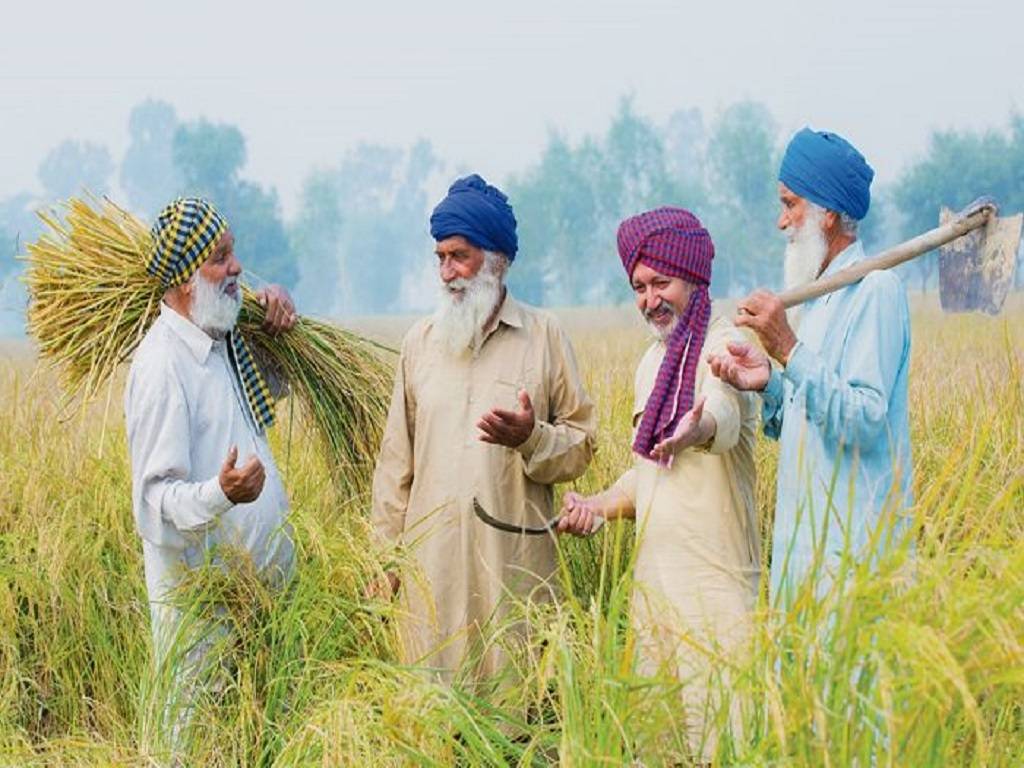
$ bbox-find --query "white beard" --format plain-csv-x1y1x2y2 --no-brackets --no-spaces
782,205,828,330
190,273,241,336
644,304,679,342
432,255,504,358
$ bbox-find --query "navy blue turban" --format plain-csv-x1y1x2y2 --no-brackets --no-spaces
779,128,874,220
429,174,518,262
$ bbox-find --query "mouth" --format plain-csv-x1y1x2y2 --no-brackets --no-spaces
645,307,673,326
223,282,238,298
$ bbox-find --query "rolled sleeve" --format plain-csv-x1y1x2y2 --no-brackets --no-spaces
612,467,638,506
701,387,741,455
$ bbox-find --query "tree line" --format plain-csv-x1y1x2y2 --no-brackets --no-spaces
1,99,1021,333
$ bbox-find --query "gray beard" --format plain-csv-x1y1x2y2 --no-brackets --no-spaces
782,208,828,330
190,274,241,336
644,305,679,342
432,267,503,358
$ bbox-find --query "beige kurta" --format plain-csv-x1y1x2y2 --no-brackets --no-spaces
615,314,760,760
372,293,596,682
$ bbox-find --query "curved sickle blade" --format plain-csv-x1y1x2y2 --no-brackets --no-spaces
472,498,557,535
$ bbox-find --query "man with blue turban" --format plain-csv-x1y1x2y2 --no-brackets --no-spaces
370,174,596,683
709,128,913,604
124,197,298,751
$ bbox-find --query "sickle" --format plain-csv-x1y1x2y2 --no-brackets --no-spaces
472,498,604,536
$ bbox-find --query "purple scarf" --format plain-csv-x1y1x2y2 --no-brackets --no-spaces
617,207,714,463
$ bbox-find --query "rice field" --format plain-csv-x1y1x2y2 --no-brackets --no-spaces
0,295,1021,766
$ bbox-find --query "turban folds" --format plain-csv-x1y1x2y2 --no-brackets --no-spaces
779,127,874,220
429,174,518,262
618,207,714,464
147,197,229,289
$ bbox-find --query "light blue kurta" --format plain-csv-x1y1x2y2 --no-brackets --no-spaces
761,240,913,603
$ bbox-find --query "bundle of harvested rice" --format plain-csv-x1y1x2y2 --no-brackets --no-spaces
23,196,394,490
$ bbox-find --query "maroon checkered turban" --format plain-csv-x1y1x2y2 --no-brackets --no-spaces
618,207,714,464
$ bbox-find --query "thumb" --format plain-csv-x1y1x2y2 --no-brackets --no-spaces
518,389,533,413
691,395,706,419
726,341,751,358
222,444,238,471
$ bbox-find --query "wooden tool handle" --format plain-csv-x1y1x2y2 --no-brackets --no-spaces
777,207,994,309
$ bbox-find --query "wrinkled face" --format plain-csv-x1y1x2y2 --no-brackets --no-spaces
436,236,486,294
196,230,242,297
631,261,695,340
777,182,812,234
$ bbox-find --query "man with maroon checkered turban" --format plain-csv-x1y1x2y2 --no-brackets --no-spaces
557,207,760,763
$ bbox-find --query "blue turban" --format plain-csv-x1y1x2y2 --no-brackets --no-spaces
779,128,874,220
429,174,518,262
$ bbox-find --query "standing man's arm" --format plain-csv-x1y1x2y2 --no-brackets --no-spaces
370,337,417,550
513,325,596,485
708,338,784,439
127,371,262,535
737,275,908,446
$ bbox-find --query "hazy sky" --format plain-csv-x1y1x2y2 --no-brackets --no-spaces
2,0,1021,216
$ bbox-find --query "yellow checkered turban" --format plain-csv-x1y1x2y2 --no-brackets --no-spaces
147,197,228,289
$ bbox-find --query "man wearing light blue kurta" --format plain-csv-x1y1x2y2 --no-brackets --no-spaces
708,127,913,603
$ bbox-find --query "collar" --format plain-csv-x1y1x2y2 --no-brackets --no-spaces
159,302,214,364
819,239,865,281
492,291,525,330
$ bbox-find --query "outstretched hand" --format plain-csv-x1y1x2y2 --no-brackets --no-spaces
650,396,712,463
707,341,772,392
477,389,536,448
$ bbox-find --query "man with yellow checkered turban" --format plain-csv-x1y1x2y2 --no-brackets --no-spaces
124,197,298,751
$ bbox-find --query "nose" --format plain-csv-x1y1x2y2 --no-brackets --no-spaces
645,289,662,313
227,254,242,276
777,208,790,231
440,256,457,283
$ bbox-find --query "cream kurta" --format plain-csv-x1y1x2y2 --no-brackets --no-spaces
615,315,760,760
372,294,596,681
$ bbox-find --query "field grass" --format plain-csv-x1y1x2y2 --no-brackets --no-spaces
0,295,1021,766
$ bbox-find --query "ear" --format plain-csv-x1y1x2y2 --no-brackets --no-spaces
822,209,840,233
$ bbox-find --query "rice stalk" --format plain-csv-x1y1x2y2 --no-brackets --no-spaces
21,195,393,492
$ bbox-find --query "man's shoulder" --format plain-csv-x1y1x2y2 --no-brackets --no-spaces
860,266,907,293
853,268,910,315
511,298,565,337
399,316,434,354
128,318,189,390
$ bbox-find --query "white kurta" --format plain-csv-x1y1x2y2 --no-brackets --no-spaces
124,303,293,649
615,315,760,762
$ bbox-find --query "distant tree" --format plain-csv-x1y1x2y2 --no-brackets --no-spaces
172,120,246,201
120,100,183,217
38,140,114,200
704,101,781,295
664,107,706,193
290,171,344,315
509,98,694,307
289,139,440,315
0,221,16,281
0,193,42,246
172,119,296,287
508,133,603,306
